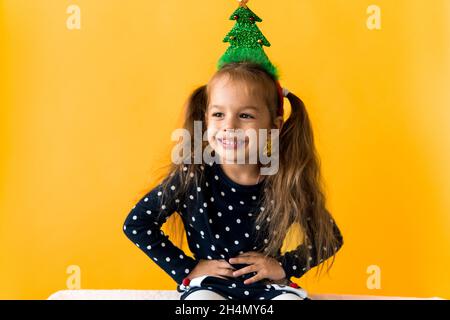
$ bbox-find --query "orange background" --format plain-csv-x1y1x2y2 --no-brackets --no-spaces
1,0,449,299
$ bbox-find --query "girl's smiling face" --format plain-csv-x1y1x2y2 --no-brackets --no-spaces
206,75,278,163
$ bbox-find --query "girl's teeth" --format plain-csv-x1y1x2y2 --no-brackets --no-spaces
219,138,244,146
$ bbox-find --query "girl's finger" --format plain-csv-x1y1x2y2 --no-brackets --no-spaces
232,264,258,277
243,272,264,285
229,256,259,265
234,252,256,258
218,260,236,270
218,268,236,278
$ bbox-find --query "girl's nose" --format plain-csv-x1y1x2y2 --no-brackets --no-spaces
223,128,238,135
223,116,239,132
223,126,235,133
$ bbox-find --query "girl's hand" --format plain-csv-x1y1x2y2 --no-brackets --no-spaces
229,251,287,285
186,259,237,280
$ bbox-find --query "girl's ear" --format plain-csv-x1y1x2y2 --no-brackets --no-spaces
273,116,284,130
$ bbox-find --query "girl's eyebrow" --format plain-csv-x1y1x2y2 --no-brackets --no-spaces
241,106,259,111
210,105,259,111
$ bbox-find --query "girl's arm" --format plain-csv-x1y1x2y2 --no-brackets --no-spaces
123,174,198,285
276,219,344,280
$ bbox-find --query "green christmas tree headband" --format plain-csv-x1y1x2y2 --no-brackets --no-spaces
217,0,289,117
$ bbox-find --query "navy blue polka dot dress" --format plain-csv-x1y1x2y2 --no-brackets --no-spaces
123,162,343,300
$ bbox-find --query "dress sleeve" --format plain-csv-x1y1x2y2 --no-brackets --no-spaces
122,173,199,284
276,217,344,280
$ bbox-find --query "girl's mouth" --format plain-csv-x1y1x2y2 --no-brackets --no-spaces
217,137,247,150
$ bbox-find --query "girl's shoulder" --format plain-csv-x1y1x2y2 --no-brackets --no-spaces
162,164,211,191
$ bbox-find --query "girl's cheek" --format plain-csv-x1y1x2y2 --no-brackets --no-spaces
205,127,215,140
206,130,219,149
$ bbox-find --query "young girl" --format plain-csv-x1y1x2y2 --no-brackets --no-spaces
123,62,344,300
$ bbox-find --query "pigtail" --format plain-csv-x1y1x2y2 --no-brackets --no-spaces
183,85,208,131
256,90,343,278
155,85,209,249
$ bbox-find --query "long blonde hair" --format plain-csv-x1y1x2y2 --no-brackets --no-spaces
149,61,342,278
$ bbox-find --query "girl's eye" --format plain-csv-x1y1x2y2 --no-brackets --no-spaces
212,112,224,117
240,113,254,119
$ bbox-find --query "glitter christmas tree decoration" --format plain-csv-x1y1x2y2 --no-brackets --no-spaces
217,0,280,80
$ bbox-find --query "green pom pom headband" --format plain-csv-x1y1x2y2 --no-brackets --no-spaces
217,0,288,117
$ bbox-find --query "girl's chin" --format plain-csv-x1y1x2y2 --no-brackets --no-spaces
215,148,260,163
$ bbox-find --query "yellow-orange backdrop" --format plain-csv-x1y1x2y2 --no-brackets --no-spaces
1,0,449,299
